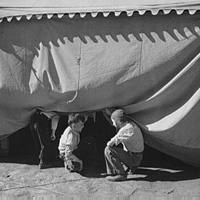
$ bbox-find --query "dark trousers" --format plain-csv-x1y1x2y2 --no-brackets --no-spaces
30,111,57,164
104,146,143,175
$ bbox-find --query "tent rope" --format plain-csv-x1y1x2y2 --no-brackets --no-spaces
66,43,81,104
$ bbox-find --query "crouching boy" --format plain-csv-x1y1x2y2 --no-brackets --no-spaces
104,109,144,181
58,113,87,173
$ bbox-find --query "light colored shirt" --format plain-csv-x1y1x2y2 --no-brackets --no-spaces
110,122,144,153
58,126,80,160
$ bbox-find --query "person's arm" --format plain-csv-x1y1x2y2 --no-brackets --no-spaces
50,115,60,140
63,131,83,170
107,124,135,146
64,132,76,160
63,132,80,160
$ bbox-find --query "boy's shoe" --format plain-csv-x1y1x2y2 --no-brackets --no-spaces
106,174,127,182
64,160,82,172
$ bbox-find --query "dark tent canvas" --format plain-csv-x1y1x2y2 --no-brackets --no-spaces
0,0,200,166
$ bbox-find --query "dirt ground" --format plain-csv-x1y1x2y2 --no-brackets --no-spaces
1,147,200,200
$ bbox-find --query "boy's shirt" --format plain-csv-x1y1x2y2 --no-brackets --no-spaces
58,126,80,160
110,122,144,153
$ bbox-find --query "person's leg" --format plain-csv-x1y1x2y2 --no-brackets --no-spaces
104,146,118,175
104,146,129,175
29,120,40,161
107,146,143,172
126,152,143,174
104,146,141,181
131,153,143,167
35,114,53,168
104,146,128,181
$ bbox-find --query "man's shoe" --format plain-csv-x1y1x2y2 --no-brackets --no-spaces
100,173,115,177
126,167,137,175
106,174,127,182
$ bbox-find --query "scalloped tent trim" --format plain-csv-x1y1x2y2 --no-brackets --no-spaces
0,9,199,23
0,0,200,22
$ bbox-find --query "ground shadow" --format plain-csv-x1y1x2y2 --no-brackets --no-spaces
127,167,200,182
125,146,200,182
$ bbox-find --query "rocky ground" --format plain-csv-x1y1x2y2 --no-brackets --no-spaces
0,148,200,200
